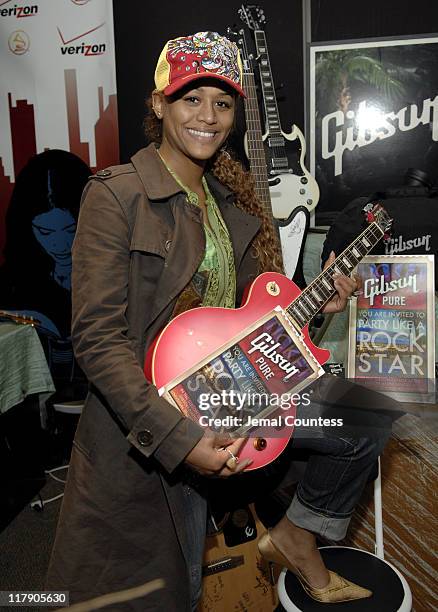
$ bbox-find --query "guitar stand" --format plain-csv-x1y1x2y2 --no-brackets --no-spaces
277,459,412,611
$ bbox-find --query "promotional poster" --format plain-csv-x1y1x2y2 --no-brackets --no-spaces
347,255,435,401
309,35,438,221
162,310,325,435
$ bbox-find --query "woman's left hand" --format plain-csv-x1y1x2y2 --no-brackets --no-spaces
321,251,362,314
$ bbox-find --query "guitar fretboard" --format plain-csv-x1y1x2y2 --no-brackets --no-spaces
286,222,384,328
241,50,273,220
253,29,290,171
254,30,282,138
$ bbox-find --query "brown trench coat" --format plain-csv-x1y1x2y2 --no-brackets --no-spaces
45,144,261,611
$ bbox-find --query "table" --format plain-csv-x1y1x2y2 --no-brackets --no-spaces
0,322,55,531
0,321,55,414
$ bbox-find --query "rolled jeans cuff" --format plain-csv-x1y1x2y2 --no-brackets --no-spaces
286,493,351,541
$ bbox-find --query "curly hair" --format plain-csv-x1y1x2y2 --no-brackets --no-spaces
144,96,284,275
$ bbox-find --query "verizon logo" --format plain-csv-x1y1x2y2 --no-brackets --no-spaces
58,23,106,57
0,2,38,18
61,41,106,56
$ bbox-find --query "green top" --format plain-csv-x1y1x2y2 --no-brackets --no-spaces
159,153,236,308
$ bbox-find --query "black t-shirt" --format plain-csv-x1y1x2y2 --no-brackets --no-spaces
321,186,438,288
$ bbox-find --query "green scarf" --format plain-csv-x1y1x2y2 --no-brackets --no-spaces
158,152,236,308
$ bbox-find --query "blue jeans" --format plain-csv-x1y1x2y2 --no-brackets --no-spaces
285,375,394,539
286,433,388,540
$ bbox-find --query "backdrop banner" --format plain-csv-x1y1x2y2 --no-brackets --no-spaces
309,34,438,223
0,0,119,396
0,0,119,262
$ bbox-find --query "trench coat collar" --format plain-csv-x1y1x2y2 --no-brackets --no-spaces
131,143,235,203
130,144,261,268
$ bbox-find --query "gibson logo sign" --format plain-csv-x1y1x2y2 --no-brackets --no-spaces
247,332,300,381
321,96,438,176
364,273,419,306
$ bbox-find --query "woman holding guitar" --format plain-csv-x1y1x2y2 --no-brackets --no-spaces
46,31,382,609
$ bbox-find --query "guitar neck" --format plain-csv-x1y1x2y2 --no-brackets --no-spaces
240,38,274,223
286,221,385,328
0,310,40,326
253,29,282,138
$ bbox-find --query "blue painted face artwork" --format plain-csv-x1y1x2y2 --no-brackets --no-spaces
31,207,76,270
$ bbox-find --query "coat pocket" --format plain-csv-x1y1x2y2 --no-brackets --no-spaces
129,212,173,258
129,236,170,258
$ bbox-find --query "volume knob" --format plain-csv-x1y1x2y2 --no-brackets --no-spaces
253,438,267,451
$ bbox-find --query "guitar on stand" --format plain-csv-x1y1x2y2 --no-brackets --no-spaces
228,26,284,270
199,503,279,611
239,4,319,282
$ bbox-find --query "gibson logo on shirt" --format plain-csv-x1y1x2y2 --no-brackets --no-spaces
384,233,431,254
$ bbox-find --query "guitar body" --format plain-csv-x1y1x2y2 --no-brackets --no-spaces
145,272,330,470
264,125,320,217
243,125,319,219
239,5,320,220
145,196,391,469
199,504,279,611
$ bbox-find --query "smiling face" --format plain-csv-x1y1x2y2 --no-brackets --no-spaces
32,207,76,266
153,81,236,169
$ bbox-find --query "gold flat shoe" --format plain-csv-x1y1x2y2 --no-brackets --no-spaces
258,531,372,603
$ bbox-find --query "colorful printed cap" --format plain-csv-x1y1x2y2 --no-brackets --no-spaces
154,31,245,98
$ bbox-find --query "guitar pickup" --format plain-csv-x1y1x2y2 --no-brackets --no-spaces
268,137,285,148
271,157,289,168
270,169,294,175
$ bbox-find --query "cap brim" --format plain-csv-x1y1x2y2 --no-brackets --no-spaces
163,72,246,98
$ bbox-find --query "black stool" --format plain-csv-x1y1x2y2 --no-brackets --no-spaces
278,546,412,611
277,460,412,611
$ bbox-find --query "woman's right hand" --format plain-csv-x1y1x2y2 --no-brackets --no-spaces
185,433,252,477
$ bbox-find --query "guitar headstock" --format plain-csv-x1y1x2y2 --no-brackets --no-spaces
238,4,266,31
227,27,251,70
363,202,393,235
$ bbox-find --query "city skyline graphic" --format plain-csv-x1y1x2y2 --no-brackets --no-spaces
0,68,119,263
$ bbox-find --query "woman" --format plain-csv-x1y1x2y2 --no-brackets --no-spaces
46,31,379,610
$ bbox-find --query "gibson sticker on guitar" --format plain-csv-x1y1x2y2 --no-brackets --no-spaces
160,308,324,436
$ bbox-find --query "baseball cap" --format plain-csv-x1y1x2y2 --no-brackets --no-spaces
154,31,245,98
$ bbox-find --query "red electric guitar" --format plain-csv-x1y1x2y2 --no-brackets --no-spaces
144,204,391,470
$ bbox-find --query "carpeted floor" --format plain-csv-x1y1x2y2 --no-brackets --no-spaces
0,472,64,611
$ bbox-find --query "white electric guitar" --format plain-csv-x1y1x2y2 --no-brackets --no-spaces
239,4,319,218
230,25,311,280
